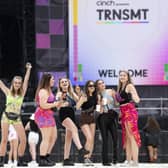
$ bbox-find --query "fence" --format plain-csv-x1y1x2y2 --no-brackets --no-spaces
1,98,168,163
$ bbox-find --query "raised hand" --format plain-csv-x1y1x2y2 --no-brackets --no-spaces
26,62,32,69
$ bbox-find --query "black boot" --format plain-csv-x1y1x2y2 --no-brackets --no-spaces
63,158,74,166
17,156,28,166
46,154,56,165
113,148,118,164
78,148,90,162
102,162,111,166
39,156,55,167
0,156,4,167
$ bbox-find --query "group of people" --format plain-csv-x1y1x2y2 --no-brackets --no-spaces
0,63,159,167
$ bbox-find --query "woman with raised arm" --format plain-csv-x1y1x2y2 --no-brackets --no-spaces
0,63,32,167
34,73,62,167
56,77,89,166
116,70,141,166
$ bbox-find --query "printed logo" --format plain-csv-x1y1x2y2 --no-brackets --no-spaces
96,0,149,24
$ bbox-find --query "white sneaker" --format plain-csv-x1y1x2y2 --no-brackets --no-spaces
12,160,18,168
120,160,131,167
84,158,94,166
7,160,13,168
130,161,139,167
8,160,12,164
28,160,38,167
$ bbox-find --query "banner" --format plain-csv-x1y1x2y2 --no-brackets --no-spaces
69,0,168,85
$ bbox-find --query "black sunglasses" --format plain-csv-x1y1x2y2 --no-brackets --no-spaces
88,84,95,88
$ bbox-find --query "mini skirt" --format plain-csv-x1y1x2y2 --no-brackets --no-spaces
79,111,95,127
35,107,56,128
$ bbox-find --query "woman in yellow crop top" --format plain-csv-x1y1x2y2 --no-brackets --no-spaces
0,62,32,167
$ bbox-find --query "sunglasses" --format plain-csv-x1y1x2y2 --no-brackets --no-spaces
88,84,95,88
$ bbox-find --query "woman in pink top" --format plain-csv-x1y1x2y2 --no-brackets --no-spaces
34,73,62,166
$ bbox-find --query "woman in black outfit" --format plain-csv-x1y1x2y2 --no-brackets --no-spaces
95,79,118,166
76,80,99,166
143,116,160,162
56,78,89,165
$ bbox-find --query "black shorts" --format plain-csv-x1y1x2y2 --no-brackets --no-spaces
59,107,76,123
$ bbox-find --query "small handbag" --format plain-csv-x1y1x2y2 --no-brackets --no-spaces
5,112,20,120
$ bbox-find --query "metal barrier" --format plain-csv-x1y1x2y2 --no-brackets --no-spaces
1,98,168,163
22,97,168,116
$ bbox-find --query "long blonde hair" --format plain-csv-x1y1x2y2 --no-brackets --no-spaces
117,70,133,92
10,76,23,96
58,78,76,99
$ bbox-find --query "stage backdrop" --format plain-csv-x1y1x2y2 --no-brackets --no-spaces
35,0,68,83
69,0,168,85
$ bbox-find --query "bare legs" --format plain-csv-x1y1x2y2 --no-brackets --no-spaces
8,139,18,162
39,126,57,156
0,122,9,156
62,117,83,159
0,122,27,157
47,126,57,154
29,143,36,161
14,123,27,157
81,123,96,158
147,145,158,162
125,122,139,163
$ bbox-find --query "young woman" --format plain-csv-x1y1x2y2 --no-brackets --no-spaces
34,73,62,166
74,85,83,98
143,116,160,162
0,62,32,167
56,77,89,166
76,80,98,166
8,124,18,167
25,113,39,166
95,79,118,166
116,70,141,166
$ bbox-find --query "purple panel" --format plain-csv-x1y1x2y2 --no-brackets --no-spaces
49,19,64,35
36,34,50,49
36,0,48,6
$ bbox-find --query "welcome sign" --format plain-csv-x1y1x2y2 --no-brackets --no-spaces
69,0,168,85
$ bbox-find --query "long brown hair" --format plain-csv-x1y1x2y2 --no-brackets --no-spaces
117,70,133,92
84,80,96,97
35,73,53,100
10,76,23,96
95,79,103,93
145,116,160,132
